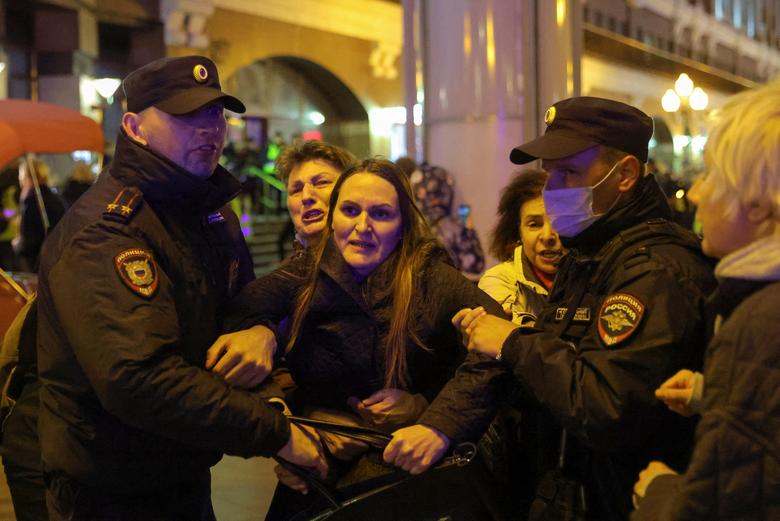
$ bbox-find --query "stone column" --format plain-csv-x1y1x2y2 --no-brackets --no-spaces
33,2,97,111
419,0,580,264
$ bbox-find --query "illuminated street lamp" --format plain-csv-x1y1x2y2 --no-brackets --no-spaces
93,77,121,103
91,77,121,127
662,73,708,166
91,77,120,168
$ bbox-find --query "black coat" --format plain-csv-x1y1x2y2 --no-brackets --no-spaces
424,175,717,520
16,185,66,271
61,179,93,208
633,278,780,520
227,238,506,437
36,132,290,495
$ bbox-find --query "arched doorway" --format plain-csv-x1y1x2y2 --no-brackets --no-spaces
224,56,370,157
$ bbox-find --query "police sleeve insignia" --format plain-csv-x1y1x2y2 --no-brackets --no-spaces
597,293,645,346
114,248,159,298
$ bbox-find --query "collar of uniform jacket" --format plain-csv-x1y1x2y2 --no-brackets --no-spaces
562,174,672,256
108,130,242,214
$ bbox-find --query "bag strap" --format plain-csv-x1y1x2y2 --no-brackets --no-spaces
287,415,392,449
276,415,479,513
272,455,342,509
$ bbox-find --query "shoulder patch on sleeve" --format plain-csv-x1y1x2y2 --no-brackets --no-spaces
597,292,645,347
114,248,159,298
103,188,143,223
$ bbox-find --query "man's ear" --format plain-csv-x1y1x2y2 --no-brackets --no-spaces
616,155,641,193
122,112,147,146
746,198,772,225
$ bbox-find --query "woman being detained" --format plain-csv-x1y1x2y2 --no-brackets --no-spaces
226,158,504,520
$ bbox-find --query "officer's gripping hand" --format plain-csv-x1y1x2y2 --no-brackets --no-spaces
452,307,519,359
633,461,677,508
383,424,450,475
206,325,276,389
275,423,329,494
654,369,703,417
349,389,429,431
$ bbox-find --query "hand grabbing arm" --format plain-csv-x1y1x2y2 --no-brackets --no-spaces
383,424,450,475
654,369,704,417
452,307,519,359
205,325,277,388
349,389,429,431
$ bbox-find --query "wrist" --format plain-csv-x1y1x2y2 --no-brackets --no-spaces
250,324,277,355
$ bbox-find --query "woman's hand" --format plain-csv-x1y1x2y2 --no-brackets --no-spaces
205,325,277,388
633,461,677,507
654,369,703,417
348,389,428,430
383,424,450,475
307,408,370,461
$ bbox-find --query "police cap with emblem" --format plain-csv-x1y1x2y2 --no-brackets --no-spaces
509,96,653,165
122,55,245,115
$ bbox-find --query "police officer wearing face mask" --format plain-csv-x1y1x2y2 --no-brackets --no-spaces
391,97,718,521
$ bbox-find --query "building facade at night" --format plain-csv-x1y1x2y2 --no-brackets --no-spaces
3,0,780,260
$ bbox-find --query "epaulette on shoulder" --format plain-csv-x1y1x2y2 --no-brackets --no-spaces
102,187,143,223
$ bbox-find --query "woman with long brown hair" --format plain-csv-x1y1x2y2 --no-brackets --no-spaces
227,158,502,520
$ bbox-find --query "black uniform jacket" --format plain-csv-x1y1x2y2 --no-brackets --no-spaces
424,175,716,520
227,239,507,440
36,132,290,494
633,278,780,521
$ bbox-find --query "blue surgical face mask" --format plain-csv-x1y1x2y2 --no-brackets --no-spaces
542,160,622,238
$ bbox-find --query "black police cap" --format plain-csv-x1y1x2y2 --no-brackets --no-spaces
122,55,245,115
510,96,653,164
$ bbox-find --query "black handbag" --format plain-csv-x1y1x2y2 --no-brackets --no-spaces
276,416,506,521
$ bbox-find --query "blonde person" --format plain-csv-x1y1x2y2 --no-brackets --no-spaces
479,169,564,325
632,79,780,521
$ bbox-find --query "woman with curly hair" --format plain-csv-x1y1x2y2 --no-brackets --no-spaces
478,169,564,325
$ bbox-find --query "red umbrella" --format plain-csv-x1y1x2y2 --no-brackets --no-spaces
0,99,105,232
0,99,104,167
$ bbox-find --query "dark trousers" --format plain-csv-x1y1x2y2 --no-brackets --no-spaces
3,459,48,521
1,380,47,521
45,470,216,521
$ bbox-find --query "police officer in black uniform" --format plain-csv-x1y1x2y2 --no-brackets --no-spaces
36,56,326,521
389,97,717,520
